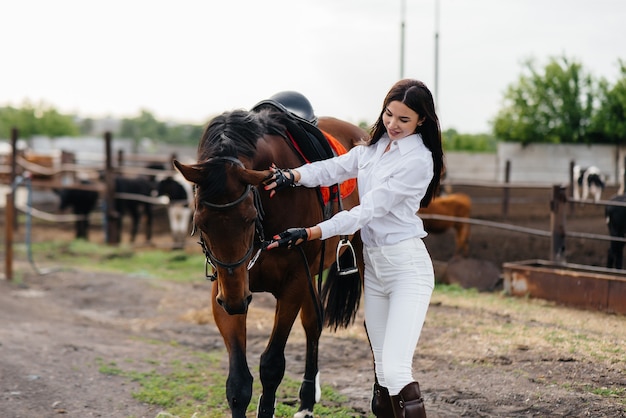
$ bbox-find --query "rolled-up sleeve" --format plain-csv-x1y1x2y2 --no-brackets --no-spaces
296,147,361,188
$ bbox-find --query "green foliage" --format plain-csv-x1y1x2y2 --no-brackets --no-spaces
0,103,204,144
358,120,371,131
590,59,626,144
0,101,79,138
493,56,600,145
119,109,204,145
443,128,497,152
28,240,205,282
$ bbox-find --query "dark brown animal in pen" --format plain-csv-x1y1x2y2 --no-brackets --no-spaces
606,193,626,269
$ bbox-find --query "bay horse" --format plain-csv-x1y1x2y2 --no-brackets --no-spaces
418,192,471,256
174,108,366,418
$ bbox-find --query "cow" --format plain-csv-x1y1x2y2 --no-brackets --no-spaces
573,165,606,202
156,173,193,249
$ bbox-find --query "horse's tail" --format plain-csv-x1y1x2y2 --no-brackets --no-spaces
321,248,362,331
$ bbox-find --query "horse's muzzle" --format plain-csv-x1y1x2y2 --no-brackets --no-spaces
217,293,253,315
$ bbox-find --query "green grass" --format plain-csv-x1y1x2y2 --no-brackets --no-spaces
96,351,366,417
22,239,205,282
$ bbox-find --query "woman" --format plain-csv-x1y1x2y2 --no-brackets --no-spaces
264,79,444,418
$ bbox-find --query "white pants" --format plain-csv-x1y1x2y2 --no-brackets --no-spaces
363,237,434,396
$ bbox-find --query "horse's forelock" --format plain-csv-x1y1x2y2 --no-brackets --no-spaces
199,110,265,162
194,109,285,206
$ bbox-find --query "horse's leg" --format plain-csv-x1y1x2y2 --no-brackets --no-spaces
295,286,323,418
258,294,304,418
116,203,125,242
128,203,140,243
145,203,153,242
212,283,253,418
614,240,624,269
78,218,88,240
608,239,618,268
73,209,85,239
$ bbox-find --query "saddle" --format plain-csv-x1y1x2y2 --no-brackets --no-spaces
253,91,359,277
252,91,335,164
252,92,356,204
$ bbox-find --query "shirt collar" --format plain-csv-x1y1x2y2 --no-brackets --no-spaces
382,133,422,156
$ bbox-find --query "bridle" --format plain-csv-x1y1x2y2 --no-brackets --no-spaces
194,155,324,331
195,156,264,281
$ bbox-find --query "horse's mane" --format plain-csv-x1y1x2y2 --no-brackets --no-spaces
195,108,286,199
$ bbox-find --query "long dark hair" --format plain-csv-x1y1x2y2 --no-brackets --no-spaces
369,79,444,207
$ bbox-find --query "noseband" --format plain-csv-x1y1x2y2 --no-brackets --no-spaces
195,156,264,281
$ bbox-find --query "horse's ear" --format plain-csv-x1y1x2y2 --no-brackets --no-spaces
173,160,203,184
240,168,272,186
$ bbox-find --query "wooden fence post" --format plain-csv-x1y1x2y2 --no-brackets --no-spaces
4,191,14,281
10,127,18,231
502,159,511,217
550,184,567,263
104,132,120,244
569,160,576,214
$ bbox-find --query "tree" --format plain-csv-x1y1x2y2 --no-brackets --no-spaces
493,56,599,145
0,101,78,138
119,109,203,145
590,60,626,145
443,128,497,152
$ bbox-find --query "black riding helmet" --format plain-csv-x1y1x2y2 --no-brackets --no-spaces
253,91,318,126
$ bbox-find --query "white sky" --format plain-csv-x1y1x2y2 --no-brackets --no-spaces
1,0,625,134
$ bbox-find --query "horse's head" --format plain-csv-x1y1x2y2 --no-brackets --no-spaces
174,156,270,315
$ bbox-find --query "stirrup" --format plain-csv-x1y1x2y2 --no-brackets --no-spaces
336,237,358,276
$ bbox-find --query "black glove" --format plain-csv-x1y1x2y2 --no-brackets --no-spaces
269,228,308,249
263,164,296,197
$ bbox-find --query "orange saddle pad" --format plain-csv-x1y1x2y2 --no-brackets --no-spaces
320,131,357,204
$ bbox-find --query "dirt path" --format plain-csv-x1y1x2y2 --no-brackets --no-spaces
1,187,626,417
1,265,625,418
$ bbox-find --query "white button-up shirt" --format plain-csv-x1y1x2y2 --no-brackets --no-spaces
296,133,433,247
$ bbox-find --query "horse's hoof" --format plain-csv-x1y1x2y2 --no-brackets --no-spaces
293,409,314,418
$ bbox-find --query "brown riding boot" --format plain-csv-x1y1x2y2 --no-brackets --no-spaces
371,382,394,418
390,382,426,418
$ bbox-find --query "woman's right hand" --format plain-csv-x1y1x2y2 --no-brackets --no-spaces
263,164,299,198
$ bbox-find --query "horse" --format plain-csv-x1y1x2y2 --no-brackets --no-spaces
573,165,606,202
56,173,157,243
606,194,626,269
418,192,471,256
174,108,366,418
56,179,100,240
112,176,157,243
